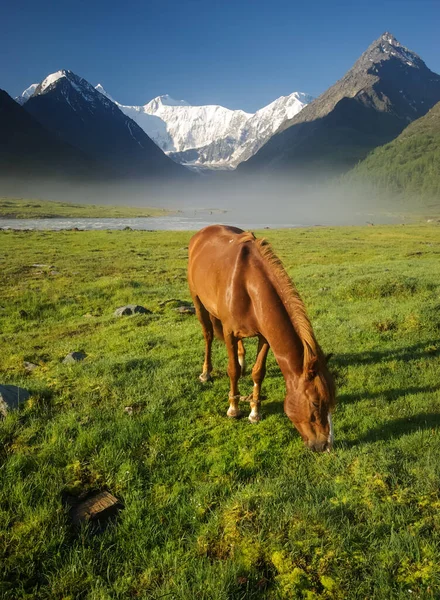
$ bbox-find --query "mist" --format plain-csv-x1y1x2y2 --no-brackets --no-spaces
0,172,411,228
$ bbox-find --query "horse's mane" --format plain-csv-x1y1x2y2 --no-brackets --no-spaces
248,234,334,407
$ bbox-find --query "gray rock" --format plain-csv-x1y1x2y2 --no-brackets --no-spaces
175,305,196,315
24,361,38,372
114,305,151,317
0,385,31,418
63,352,87,364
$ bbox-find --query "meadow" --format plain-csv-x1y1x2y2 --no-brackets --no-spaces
0,198,171,219
1,223,440,599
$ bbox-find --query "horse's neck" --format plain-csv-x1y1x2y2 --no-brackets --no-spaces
253,279,304,382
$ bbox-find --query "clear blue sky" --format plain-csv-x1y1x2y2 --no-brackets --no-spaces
2,0,440,112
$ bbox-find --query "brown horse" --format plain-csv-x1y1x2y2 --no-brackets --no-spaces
188,225,335,452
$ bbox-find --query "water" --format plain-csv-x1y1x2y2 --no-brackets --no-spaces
0,213,302,231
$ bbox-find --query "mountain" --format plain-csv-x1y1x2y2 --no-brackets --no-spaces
239,33,440,176
15,83,38,105
346,100,440,200
21,70,189,180
95,88,312,170
0,88,97,180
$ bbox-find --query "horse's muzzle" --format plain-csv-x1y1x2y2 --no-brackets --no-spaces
306,439,332,453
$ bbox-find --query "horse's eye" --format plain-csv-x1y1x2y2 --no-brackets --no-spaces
312,402,320,409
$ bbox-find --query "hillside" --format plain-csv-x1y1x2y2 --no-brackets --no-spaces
1,225,440,598
346,101,440,200
0,89,98,181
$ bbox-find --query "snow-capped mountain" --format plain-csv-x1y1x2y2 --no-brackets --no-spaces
94,87,313,170
15,83,38,105
241,32,440,174
19,70,189,179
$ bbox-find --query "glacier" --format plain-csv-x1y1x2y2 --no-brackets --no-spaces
94,87,313,170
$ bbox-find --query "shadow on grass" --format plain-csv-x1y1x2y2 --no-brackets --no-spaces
339,384,440,406
335,339,440,367
348,411,440,446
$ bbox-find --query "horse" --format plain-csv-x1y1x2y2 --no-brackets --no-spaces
187,225,335,452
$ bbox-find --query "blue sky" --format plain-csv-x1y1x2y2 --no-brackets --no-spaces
2,0,440,112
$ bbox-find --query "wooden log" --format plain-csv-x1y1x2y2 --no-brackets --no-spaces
70,491,122,527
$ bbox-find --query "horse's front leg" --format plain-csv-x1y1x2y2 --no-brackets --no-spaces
225,332,241,418
249,336,270,423
193,297,214,382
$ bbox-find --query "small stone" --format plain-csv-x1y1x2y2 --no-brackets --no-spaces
70,491,122,527
175,305,196,315
31,263,54,268
114,305,151,317
124,406,133,416
63,352,87,364
24,361,38,372
0,385,31,418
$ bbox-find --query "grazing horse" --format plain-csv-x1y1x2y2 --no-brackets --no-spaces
188,225,335,452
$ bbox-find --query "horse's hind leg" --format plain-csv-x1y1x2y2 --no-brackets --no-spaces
193,296,214,382
237,340,246,376
249,336,270,423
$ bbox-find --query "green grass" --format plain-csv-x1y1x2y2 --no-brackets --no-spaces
1,224,440,599
346,101,440,202
0,197,171,219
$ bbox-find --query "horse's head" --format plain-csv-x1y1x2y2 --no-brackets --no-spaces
284,355,335,452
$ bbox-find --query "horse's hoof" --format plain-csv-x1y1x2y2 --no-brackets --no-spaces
248,413,262,424
199,372,211,382
227,408,241,418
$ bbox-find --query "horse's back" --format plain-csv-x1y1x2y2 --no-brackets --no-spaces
188,225,257,326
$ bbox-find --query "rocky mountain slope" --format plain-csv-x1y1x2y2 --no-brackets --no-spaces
239,33,440,175
0,88,98,180
21,71,189,179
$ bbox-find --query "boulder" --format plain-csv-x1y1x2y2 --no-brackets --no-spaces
114,305,151,317
0,385,31,418
63,351,87,364
24,361,38,372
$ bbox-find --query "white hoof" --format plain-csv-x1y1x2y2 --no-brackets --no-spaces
199,372,211,382
227,407,241,418
248,412,261,424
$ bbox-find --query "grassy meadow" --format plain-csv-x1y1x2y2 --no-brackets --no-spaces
1,224,440,599
0,197,171,219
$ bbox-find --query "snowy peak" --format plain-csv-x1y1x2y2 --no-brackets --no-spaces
145,94,190,110
356,31,425,71
97,85,312,169
15,83,38,105
95,83,115,102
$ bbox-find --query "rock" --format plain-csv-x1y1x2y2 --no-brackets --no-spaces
175,305,196,315
24,361,38,372
123,226,133,231
114,305,151,317
69,491,122,527
31,264,54,269
0,385,31,418
63,351,87,364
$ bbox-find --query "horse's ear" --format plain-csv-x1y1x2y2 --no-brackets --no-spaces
306,356,318,380
326,353,334,363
